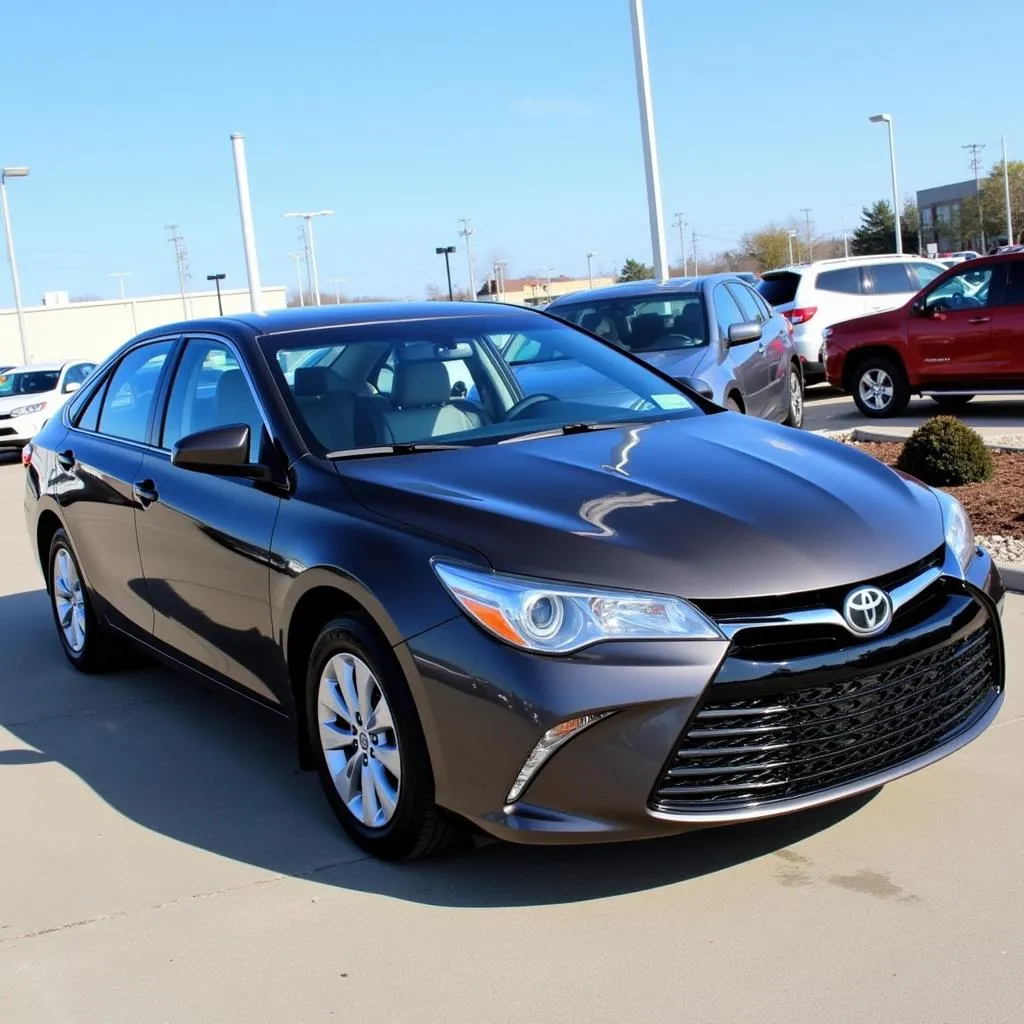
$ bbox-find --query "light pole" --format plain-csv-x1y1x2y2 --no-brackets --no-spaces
869,114,902,254
287,253,306,306
629,0,669,282
1002,136,1014,246
586,250,599,289
109,272,130,301
230,134,263,314
331,278,346,304
787,229,796,265
206,273,226,315
1,166,30,365
542,266,555,303
435,246,456,300
283,210,333,305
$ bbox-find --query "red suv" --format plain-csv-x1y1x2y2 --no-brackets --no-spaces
824,253,1024,417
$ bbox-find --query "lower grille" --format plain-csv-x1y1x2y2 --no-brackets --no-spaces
652,623,998,812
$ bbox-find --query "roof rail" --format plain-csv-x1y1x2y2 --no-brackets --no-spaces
810,253,912,266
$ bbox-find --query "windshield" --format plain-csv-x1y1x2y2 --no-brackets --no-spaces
547,295,708,356
0,370,60,397
261,312,701,454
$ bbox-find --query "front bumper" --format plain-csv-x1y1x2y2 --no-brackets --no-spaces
397,547,1005,845
0,411,46,448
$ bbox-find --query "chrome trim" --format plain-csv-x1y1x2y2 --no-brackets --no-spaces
648,689,1002,825
716,564,945,640
922,389,1024,396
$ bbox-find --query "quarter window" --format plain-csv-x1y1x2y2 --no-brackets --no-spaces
727,283,766,324
162,339,264,461
815,267,863,294
909,263,944,288
96,342,173,443
712,285,747,339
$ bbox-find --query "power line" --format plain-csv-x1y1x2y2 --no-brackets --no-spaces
165,224,191,318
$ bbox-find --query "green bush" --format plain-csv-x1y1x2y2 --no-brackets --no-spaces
895,416,993,486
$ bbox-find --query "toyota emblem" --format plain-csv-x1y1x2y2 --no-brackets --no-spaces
842,585,893,637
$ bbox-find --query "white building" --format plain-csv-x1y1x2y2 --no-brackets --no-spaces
0,285,288,368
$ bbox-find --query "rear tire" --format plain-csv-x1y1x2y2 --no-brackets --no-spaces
782,365,804,428
47,529,122,673
931,394,975,411
306,615,463,861
850,356,910,418
724,394,743,413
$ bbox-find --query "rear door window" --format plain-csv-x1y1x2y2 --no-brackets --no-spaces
815,267,863,294
866,263,915,295
997,261,1024,307
757,272,800,306
727,283,767,324
97,342,173,444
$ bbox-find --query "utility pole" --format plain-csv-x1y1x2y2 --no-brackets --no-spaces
1002,136,1014,246
166,224,191,318
586,250,599,289
494,259,507,301
801,209,813,261
458,219,476,299
690,230,699,275
963,143,987,251
672,212,687,275
331,278,345,304
541,265,555,303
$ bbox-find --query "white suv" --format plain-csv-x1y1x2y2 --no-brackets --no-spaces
756,255,946,384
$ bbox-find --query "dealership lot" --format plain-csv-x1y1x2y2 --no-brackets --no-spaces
1,451,1023,1023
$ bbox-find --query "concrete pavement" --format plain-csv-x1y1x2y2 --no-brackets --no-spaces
1,459,1022,1024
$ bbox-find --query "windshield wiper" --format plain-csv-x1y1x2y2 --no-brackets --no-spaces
498,421,646,444
326,443,469,460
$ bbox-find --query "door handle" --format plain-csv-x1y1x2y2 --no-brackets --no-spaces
968,316,990,325
56,450,75,471
133,480,159,506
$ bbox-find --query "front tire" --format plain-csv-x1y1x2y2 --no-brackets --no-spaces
782,365,804,428
306,615,462,860
851,356,910,418
47,529,119,673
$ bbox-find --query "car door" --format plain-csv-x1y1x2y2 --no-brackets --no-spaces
864,262,918,315
54,339,176,638
908,265,995,386
712,282,770,415
133,335,283,703
728,281,787,418
987,259,1024,385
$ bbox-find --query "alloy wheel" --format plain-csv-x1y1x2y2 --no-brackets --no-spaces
317,653,402,828
789,370,803,425
858,368,894,412
53,547,87,653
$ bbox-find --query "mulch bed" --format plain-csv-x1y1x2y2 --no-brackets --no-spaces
855,442,1024,540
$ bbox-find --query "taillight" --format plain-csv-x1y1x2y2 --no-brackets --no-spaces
783,306,817,325
21,443,32,468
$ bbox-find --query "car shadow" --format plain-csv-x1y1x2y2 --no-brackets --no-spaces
0,587,877,908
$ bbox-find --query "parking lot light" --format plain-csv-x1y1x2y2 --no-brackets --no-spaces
435,246,456,301
869,114,903,254
1,166,30,365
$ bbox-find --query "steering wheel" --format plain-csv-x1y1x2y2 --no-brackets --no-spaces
950,291,966,308
504,393,559,421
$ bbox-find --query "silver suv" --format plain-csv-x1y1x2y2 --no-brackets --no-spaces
757,255,946,384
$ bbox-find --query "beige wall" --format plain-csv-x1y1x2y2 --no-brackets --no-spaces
0,286,288,367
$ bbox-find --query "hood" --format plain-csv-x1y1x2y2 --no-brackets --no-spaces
338,415,943,601
832,305,908,339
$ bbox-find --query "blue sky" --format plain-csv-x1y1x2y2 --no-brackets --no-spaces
2,0,1020,305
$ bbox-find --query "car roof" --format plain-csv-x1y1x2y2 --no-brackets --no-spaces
761,254,946,278
545,274,747,307
133,301,544,342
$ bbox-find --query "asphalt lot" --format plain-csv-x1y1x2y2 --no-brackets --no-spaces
1,448,1022,1023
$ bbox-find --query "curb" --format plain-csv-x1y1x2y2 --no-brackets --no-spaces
813,427,1024,452
996,562,1024,594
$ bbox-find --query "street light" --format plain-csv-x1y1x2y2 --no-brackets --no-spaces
435,246,456,300
109,272,131,301
869,114,903,254
287,252,306,306
787,230,797,265
586,250,599,289
1,166,30,365
206,273,226,315
283,210,333,305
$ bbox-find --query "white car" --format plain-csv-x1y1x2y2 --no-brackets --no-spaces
756,255,947,384
0,360,97,452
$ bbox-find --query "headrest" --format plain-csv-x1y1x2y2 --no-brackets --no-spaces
630,312,666,346
216,369,250,405
294,366,334,397
392,360,452,408
673,304,705,336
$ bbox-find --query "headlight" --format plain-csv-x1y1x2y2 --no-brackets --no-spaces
934,489,975,573
432,561,722,654
9,401,46,417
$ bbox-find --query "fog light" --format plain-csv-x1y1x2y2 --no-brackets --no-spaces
506,711,614,804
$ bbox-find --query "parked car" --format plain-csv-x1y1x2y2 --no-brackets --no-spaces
824,252,1024,416
543,275,804,427
757,255,947,385
0,360,97,452
26,304,1005,860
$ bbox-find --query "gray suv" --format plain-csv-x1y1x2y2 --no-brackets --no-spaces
543,276,804,427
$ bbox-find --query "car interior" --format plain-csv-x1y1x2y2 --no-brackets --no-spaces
555,298,708,354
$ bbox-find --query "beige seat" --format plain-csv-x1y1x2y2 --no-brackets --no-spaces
372,361,483,444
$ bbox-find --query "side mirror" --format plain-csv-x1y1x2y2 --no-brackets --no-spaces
727,321,763,346
171,424,271,481
675,375,713,399
63,381,82,394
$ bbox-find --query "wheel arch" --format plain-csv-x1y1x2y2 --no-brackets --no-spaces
842,345,908,393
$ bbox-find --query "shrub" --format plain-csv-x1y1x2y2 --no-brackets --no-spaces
895,416,993,486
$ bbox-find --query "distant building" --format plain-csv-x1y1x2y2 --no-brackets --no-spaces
916,178,1000,252
476,274,616,306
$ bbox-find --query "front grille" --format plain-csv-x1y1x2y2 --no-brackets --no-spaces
652,623,998,812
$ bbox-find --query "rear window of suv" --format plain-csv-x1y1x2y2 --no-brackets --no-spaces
756,272,800,306
815,267,863,294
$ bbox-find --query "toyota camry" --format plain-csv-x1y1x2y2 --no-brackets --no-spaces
24,303,1005,860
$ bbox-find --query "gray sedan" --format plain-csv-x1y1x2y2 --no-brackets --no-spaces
541,275,804,427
